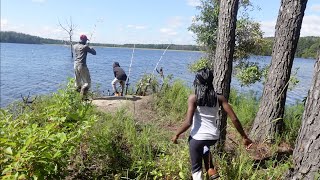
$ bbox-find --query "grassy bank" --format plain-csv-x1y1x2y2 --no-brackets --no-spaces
0,78,304,179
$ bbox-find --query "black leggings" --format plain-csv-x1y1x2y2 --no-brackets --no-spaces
188,136,217,173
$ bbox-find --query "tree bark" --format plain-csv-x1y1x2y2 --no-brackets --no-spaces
213,0,239,147
250,0,308,142
69,36,73,58
287,53,320,180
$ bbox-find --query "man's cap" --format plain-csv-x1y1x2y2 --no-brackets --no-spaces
80,34,89,41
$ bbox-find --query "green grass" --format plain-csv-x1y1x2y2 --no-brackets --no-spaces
153,79,191,123
68,109,191,179
0,78,305,179
283,102,304,145
229,89,260,127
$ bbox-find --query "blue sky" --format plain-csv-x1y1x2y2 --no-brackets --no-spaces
1,0,320,45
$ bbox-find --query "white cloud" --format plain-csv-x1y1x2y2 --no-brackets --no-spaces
188,30,194,35
31,0,46,3
1,18,26,32
158,16,185,38
260,21,276,37
39,26,66,38
1,18,8,29
160,28,177,36
174,36,196,45
1,19,74,40
187,0,200,7
260,15,320,37
167,16,183,28
127,24,147,30
300,15,320,36
190,16,196,22
310,5,320,12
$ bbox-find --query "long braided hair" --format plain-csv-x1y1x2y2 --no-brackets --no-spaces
193,68,217,107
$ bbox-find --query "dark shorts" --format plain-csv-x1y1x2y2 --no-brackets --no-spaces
188,136,217,173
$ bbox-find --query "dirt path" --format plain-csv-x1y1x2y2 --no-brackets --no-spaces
92,95,156,123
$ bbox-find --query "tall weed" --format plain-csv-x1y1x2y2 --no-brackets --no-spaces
216,146,291,180
228,89,260,127
283,102,304,145
154,80,191,122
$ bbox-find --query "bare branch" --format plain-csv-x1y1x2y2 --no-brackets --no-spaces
58,17,77,57
58,19,69,33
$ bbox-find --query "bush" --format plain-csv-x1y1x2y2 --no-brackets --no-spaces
0,79,98,179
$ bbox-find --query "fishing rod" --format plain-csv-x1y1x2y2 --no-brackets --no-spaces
125,44,136,95
152,44,171,76
139,44,171,95
87,18,103,45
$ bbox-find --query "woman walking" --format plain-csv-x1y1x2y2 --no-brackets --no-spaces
172,68,252,179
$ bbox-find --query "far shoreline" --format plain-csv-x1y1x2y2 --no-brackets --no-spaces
0,42,203,53
1,42,317,59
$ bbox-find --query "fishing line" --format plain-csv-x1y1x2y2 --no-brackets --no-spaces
127,44,136,80
152,44,171,76
137,44,171,95
88,18,104,45
125,44,136,95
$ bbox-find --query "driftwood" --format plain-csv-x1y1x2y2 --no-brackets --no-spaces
20,92,37,110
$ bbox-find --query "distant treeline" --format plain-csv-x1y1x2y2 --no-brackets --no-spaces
257,36,320,59
89,42,201,51
0,31,201,51
1,31,319,58
0,31,63,45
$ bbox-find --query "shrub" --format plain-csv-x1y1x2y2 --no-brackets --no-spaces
0,79,98,179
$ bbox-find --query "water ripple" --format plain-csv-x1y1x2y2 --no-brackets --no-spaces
0,43,316,107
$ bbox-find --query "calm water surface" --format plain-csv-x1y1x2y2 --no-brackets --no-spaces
0,43,316,107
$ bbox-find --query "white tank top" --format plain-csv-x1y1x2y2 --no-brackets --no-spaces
190,102,220,140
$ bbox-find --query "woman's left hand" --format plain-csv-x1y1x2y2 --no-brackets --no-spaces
243,138,253,149
171,135,179,144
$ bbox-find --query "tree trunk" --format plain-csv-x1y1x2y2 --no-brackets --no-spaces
70,36,73,58
213,0,239,147
287,53,320,180
250,0,308,142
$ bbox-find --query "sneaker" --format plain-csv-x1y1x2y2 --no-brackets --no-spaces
80,87,88,96
208,168,220,179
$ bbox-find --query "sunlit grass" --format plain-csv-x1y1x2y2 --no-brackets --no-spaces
0,77,305,179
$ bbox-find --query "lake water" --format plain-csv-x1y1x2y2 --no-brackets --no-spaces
0,43,316,107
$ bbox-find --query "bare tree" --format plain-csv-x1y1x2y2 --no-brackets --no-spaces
58,17,77,58
250,0,308,142
213,0,239,147
287,52,320,180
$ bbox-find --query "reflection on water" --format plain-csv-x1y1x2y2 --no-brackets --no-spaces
0,43,316,107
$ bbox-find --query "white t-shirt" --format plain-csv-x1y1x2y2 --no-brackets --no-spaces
190,102,220,140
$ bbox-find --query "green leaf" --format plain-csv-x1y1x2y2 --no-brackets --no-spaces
53,151,61,158
58,132,67,143
4,147,13,155
179,171,185,179
18,174,26,180
2,166,13,174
